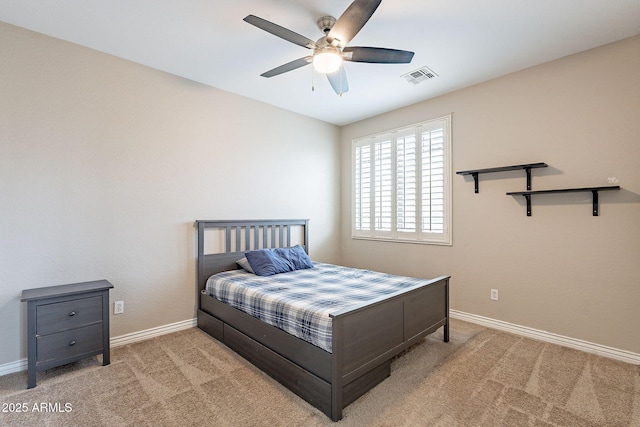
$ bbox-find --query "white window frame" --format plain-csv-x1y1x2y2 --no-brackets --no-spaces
352,115,452,246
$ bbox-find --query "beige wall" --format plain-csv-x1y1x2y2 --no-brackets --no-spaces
0,23,341,365
2,20,638,368
340,36,640,354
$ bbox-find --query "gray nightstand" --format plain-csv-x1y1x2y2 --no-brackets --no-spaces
21,280,114,388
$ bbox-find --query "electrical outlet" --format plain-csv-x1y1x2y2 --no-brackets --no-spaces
114,300,124,314
490,289,499,301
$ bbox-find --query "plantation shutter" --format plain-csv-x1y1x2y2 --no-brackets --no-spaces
353,115,451,245
421,124,445,233
396,129,417,233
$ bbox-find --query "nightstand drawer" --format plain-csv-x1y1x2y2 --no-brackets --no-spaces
37,323,103,364
36,295,103,335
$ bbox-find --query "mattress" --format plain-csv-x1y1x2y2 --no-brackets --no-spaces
205,262,432,352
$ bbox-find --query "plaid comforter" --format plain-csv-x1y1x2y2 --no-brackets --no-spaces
205,262,431,353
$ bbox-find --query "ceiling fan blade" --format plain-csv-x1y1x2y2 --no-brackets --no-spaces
326,66,349,95
261,57,312,78
343,46,415,63
244,15,316,49
326,0,381,48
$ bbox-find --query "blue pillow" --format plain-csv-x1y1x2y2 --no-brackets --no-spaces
244,249,290,276
245,245,312,276
274,245,313,270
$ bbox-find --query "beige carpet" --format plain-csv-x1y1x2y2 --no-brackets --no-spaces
1,319,638,426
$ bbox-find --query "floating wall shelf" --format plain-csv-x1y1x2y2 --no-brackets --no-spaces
457,162,621,217
456,162,548,193
506,186,620,216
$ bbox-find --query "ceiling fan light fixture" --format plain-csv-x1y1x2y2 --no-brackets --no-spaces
313,48,343,74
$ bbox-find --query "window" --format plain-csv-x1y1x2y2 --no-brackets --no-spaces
352,115,451,245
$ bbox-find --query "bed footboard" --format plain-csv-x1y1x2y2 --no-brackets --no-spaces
329,275,449,421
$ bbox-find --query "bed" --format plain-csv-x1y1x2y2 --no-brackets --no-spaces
195,219,449,421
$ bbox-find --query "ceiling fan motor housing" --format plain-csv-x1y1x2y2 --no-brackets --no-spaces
317,16,337,34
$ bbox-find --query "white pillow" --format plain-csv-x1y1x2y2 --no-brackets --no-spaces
236,257,255,274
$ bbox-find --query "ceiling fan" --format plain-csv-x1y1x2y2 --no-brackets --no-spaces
244,0,415,95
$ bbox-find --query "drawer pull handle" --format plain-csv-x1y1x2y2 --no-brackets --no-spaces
69,311,76,316
69,340,76,346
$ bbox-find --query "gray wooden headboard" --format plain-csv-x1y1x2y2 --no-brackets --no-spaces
194,219,309,292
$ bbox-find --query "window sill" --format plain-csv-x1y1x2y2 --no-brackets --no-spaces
351,235,452,247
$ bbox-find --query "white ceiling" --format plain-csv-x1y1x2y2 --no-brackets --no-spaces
2,0,639,125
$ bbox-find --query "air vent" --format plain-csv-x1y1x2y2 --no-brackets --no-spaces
402,66,438,85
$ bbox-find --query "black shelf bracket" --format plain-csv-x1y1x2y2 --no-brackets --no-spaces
506,186,620,216
523,193,532,216
456,163,548,193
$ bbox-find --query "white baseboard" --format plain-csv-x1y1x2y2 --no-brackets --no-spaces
0,318,197,377
450,309,640,365
0,359,28,377
110,318,196,348
4,313,637,377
